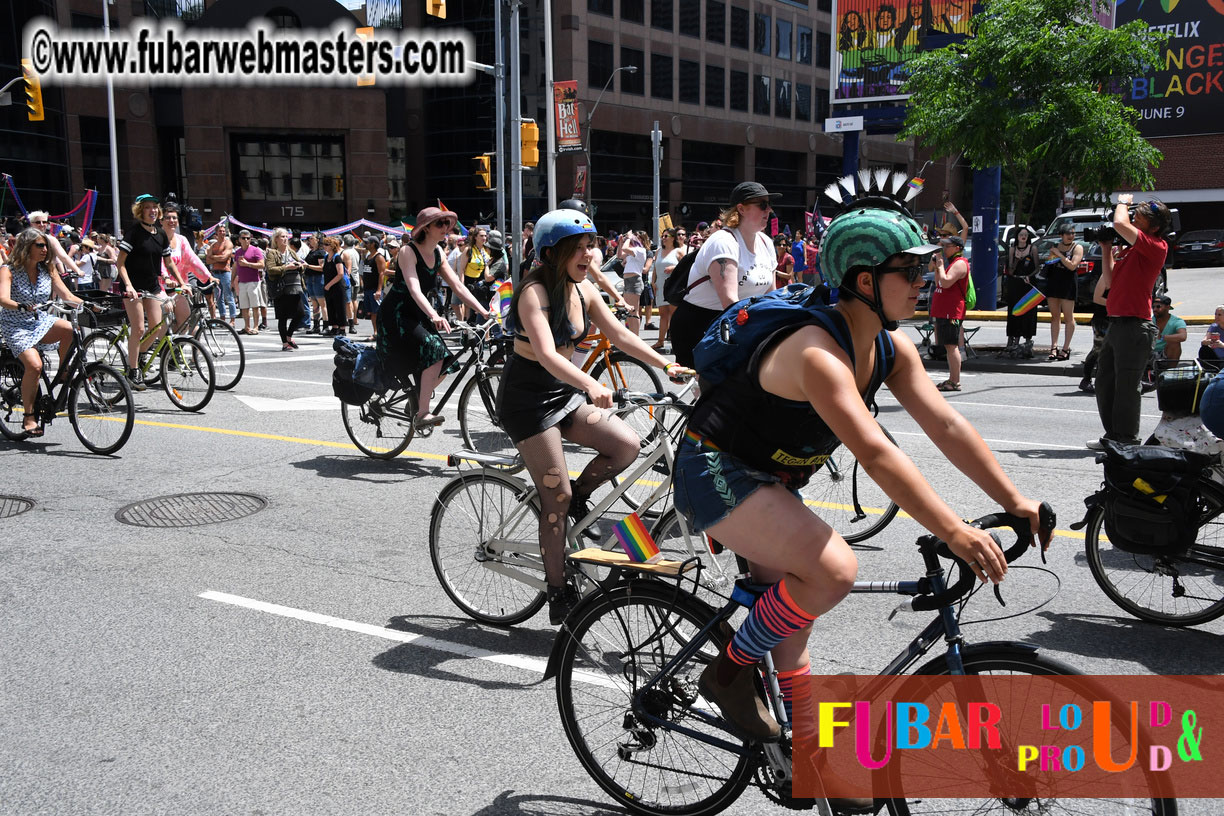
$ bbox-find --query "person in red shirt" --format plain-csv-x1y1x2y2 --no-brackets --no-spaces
1088,194,1172,449
930,234,969,391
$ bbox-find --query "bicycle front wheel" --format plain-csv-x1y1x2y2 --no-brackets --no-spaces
556,581,754,816
429,471,545,625
341,388,416,459
457,371,521,472
590,352,664,444
799,425,900,545
885,647,1177,816
195,319,246,391
69,363,135,455
161,337,215,412
81,329,124,369
1083,505,1224,627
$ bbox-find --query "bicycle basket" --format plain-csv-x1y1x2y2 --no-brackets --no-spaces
1096,440,1208,555
1156,363,1214,414
78,291,128,327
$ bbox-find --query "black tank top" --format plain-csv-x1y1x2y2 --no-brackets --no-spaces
396,243,442,323
686,310,895,487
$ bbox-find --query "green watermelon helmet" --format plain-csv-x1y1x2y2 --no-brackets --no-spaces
820,207,938,288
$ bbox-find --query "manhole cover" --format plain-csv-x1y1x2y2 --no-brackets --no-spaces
0,495,35,518
116,492,267,528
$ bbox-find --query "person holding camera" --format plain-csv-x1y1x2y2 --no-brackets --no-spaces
1088,194,1172,450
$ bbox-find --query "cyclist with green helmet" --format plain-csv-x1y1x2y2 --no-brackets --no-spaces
674,199,1052,744
497,208,694,624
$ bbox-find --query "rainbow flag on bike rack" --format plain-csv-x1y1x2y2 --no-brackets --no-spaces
612,513,662,563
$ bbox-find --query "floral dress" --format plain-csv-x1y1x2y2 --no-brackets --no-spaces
0,263,58,355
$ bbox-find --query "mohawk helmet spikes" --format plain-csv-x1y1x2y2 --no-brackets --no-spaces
873,168,891,192
857,169,873,194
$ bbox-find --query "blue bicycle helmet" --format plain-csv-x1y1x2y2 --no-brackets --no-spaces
534,208,596,253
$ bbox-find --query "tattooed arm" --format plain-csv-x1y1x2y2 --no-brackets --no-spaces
707,257,741,309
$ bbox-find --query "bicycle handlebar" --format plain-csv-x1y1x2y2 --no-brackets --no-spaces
907,501,1055,613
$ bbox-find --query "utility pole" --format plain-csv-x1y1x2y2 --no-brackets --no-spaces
103,0,120,232
493,0,506,236
651,122,662,252
509,0,523,282
543,0,557,210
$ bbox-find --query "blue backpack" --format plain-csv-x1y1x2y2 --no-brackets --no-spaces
693,284,894,390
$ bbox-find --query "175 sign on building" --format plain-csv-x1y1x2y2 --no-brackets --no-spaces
553,81,584,153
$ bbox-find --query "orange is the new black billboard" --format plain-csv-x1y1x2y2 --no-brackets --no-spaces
830,0,980,104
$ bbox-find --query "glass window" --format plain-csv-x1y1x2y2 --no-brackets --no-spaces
753,73,770,115
817,0,831,11
680,0,701,37
814,91,829,123
679,59,701,104
652,0,673,30
797,25,812,65
730,7,749,49
651,52,674,99
705,63,725,107
730,69,748,111
588,40,614,88
589,0,614,15
621,47,646,93
754,13,771,55
775,79,791,118
622,0,644,23
234,136,344,203
706,0,725,43
817,28,831,67
776,19,792,60
796,83,811,121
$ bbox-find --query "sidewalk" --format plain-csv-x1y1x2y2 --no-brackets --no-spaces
918,344,1085,377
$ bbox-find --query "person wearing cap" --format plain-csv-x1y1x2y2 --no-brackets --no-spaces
1043,224,1083,361
1151,294,1186,368
73,238,98,291
671,193,1050,750
378,207,491,425
115,194,182,390
670,181,782,367
930,233,969,391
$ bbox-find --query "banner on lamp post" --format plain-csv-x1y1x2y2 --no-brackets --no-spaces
573,163,588,199
554,81,583,153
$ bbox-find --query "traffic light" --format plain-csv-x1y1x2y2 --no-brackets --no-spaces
427,0,447,18
472,154,491,190
21,59,43,122
520,121,539,168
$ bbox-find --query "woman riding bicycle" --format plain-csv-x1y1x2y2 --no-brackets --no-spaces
0,228,88,437
378,207,491,427
115,193,182,390
673,191,1052,742
496,208,695,625
161,202,210,331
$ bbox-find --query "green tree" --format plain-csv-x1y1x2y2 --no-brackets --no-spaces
900,0,1166,224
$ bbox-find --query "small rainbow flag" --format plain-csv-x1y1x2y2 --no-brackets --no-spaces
496,279,513,317
907,177,925,194
612,513,661,563
1012,286,1046,316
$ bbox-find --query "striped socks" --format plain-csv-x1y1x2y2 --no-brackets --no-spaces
726,579,817,667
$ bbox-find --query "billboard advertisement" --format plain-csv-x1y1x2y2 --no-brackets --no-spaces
1116,0,1224,138
830,0,980,105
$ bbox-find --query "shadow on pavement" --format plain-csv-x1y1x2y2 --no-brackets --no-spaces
469,790,623,816
290,453,435,482
1008,448,1100,461
1025,609,1222,674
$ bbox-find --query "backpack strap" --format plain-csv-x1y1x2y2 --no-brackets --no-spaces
863,329,897,415
746,306,855,380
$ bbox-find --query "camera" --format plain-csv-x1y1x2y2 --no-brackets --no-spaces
1083,223,1118,243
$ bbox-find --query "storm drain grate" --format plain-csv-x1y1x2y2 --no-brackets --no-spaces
0,495,35,519
116,492,268,528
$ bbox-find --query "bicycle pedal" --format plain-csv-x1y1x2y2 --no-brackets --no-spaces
416,424,434,438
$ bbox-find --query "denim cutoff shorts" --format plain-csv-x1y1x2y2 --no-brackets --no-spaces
673,434,800,534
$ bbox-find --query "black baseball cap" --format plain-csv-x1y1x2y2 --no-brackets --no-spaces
729,181,781,207
1157,295,1173,306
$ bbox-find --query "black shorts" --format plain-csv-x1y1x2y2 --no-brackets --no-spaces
496,354,586,443
669,300,723,367
935,318,962,347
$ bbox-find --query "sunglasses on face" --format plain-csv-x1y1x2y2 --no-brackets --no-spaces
34,242,48,249
880,263,924,284
32,220,47,225
751,200,772,212
435,221,454,230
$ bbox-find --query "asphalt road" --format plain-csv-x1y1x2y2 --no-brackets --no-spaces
2,305,1221,815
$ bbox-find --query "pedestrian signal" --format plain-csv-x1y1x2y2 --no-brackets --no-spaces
521,121,539,168
427,0,447,18
21,60,44,122
473,155,492,190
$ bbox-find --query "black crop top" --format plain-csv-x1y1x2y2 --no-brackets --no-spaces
686,309,895,487
508,282,591,347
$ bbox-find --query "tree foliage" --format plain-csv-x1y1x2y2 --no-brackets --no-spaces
900,0,1166,224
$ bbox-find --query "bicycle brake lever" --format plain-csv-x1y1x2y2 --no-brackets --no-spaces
993,584,1006,607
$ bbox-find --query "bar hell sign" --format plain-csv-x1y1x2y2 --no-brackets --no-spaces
554,81,583,153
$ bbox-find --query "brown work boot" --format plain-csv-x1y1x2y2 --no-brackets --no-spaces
698,650,781,742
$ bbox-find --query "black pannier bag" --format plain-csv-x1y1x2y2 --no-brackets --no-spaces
332,336,376,405
1076,439,1211,555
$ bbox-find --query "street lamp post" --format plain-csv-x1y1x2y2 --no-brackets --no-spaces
582,65,637,214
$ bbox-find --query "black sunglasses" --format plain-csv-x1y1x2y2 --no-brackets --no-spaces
34,242,48,249
878,262,924,284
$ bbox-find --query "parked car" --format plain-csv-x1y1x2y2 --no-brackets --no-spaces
1034,209,1110,311
1170,229,1224,267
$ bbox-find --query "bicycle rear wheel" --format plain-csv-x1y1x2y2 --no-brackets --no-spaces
342,388,416,459
457,371,521,473
1083,505,1224,627
555,581,754,816
799,425,900,545
886,647,1177,816
429,471,545,625
590,352,664,444
69,363,135,455
161,337,215,412
195,319,246,391
0,357,28,440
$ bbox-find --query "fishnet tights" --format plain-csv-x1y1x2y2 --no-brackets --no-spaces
516,404,641,587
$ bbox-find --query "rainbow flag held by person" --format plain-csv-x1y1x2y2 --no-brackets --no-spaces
496,280,513,317
612,513,662,563
1012,286,1046,316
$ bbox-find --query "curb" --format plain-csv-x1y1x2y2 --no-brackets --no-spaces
920,346,1084,377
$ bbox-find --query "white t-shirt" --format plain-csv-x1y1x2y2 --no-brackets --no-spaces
684,228,775,310
76,251,97,285
622,244,647,278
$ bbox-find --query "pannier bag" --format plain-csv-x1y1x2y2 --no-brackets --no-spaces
1082,439,1211,555
1155,363,1215,415
332,335,377,405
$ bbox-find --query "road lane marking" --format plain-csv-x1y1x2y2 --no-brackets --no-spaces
234,395,341,412
242,354,335,365
881,393,1159,420
242,375,332,386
